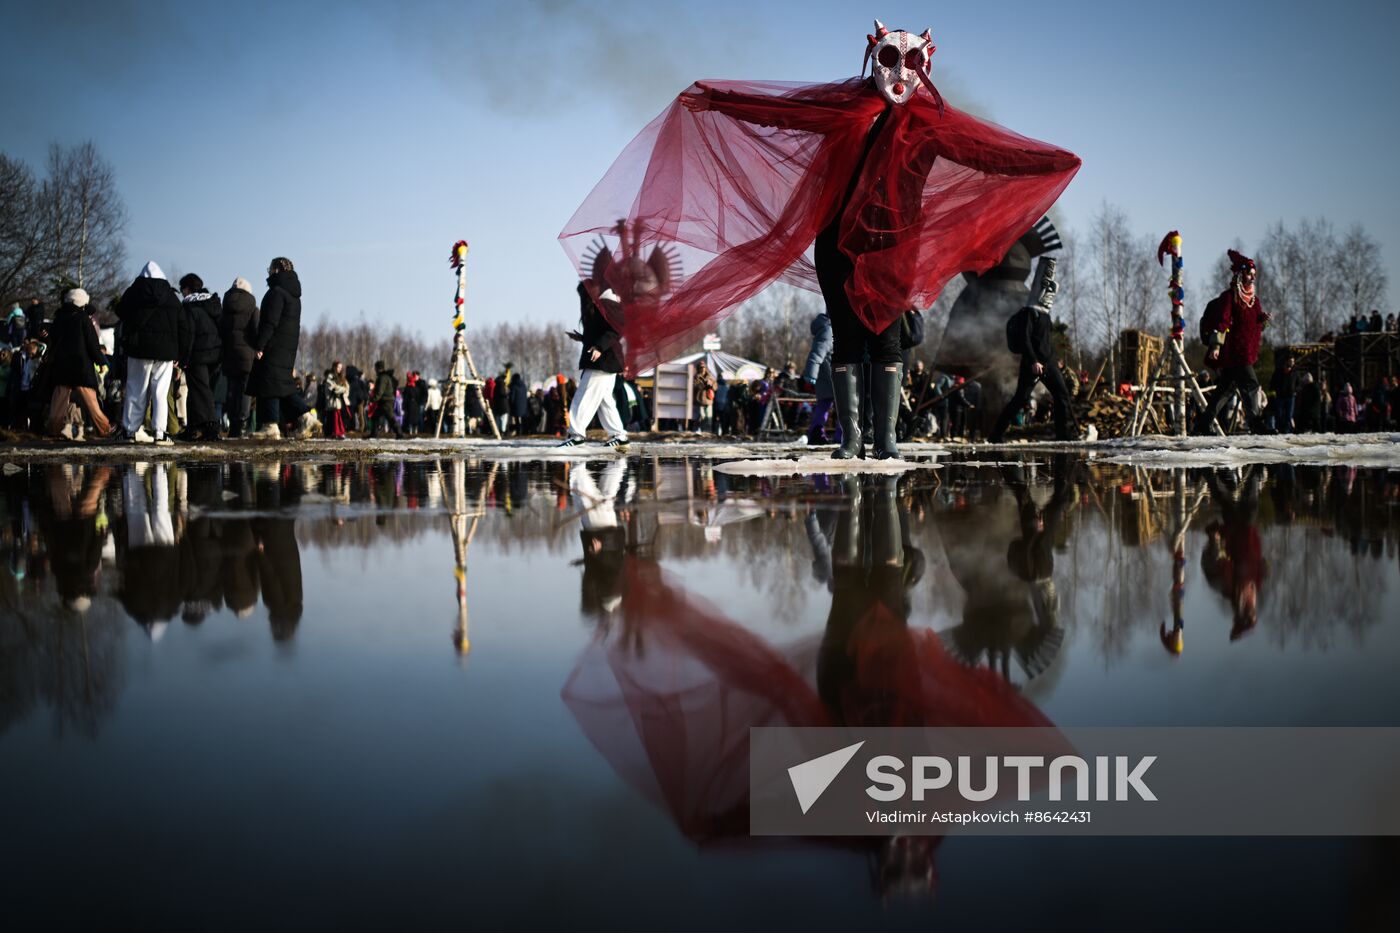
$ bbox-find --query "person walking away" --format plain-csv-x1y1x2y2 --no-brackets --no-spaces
801,311,838,444
693,358,717,433
1269,355,1299,434
1334,383,1359,433
492,365,513,435
44,289,113,438
368,360,402,438
425,378,443,431
1366,378,1390,431
248,257,317,438
508,368,530,436
989,257,1075,442
117,261,185,444
176,274,223,441
560,283,628,450
1295,372,1321,433
220,277,259,437
1194,250,1271,435
401,371,420,435
6,304,26,348
25,297,47,341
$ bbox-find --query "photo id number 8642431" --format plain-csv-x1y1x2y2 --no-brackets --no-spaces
1023,811,1092,823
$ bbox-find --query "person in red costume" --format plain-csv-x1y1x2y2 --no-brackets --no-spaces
1200,469,1267,640
560,20,1081,459
563,476,1064,896
1194,249,1272,435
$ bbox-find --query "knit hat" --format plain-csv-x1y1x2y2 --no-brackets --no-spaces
140,260,166,280
232,277,254,294
64,288,90,308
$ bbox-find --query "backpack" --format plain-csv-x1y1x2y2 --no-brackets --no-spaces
900,309,926,349
1005,306,1031,355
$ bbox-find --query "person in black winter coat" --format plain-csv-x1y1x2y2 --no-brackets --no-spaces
347,364,368,432
368,359,402,438
117,261,187,443
560,283,629,448
43,289,113,437
508,369,530,435
220,277,259,437
989,258,1074,442
247,257,312,438
176,273,223,441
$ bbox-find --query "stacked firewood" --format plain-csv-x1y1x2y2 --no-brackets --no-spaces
1077,393,1136,438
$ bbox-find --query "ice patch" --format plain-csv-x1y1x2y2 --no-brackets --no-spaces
713,457,936,476
1093,432,1400,468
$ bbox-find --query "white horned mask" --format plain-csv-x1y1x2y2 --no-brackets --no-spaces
864,20,940,108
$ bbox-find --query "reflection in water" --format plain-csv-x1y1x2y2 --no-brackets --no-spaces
1,454,1399,924
563,466,1068,897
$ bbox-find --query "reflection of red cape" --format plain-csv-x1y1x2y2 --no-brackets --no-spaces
560,79,1081,374
562,561,1054,845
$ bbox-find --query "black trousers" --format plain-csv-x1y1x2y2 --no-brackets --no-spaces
1196,364,1262,434
225,369,252,432
370,408,401,438
992,357,1073,439
185,362,218,429
815,229,901,366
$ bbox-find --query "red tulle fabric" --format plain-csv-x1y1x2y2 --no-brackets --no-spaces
562,560,1057,844
560,78,1081,375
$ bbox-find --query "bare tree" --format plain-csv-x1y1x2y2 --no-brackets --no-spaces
0,154,45,302
1334,223,1388,323
718,282,822,368
1056,229,1085,366
1083,203,1158,369
1257,218,1340,343
0,143,128,306
48,142,129,292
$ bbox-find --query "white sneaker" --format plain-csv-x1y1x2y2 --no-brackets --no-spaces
132,427,155,444
251,423,281,440
153,434,174,447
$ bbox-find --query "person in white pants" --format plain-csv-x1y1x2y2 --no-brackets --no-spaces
124,357,174,439
561,284,628,450
115,261,185,443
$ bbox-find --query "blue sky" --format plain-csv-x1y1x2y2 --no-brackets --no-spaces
6,0,1398,335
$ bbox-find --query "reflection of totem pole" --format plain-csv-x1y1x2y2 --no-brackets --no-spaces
449,460,494,657
439,240,500,439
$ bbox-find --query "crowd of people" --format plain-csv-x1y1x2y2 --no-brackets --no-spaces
4,257,1398,446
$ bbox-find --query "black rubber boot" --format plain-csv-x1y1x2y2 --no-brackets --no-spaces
872,362,904,460
831,475,864,568
870,475,904,567
832,364,864,460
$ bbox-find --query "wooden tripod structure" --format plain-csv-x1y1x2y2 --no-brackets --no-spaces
1131,231,1222,437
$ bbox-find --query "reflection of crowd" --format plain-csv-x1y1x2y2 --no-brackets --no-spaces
0,462,306,643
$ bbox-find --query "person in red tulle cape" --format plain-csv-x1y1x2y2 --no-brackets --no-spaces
560,20,1081,458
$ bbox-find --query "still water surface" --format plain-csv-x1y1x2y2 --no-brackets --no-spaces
2,456,1397,929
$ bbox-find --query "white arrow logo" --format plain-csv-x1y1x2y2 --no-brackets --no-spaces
788,741,865,814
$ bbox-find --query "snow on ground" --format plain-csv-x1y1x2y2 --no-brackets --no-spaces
2,432,1395,467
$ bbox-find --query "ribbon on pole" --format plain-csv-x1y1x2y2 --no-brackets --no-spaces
449,240,470,331
1156,230,1185,340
